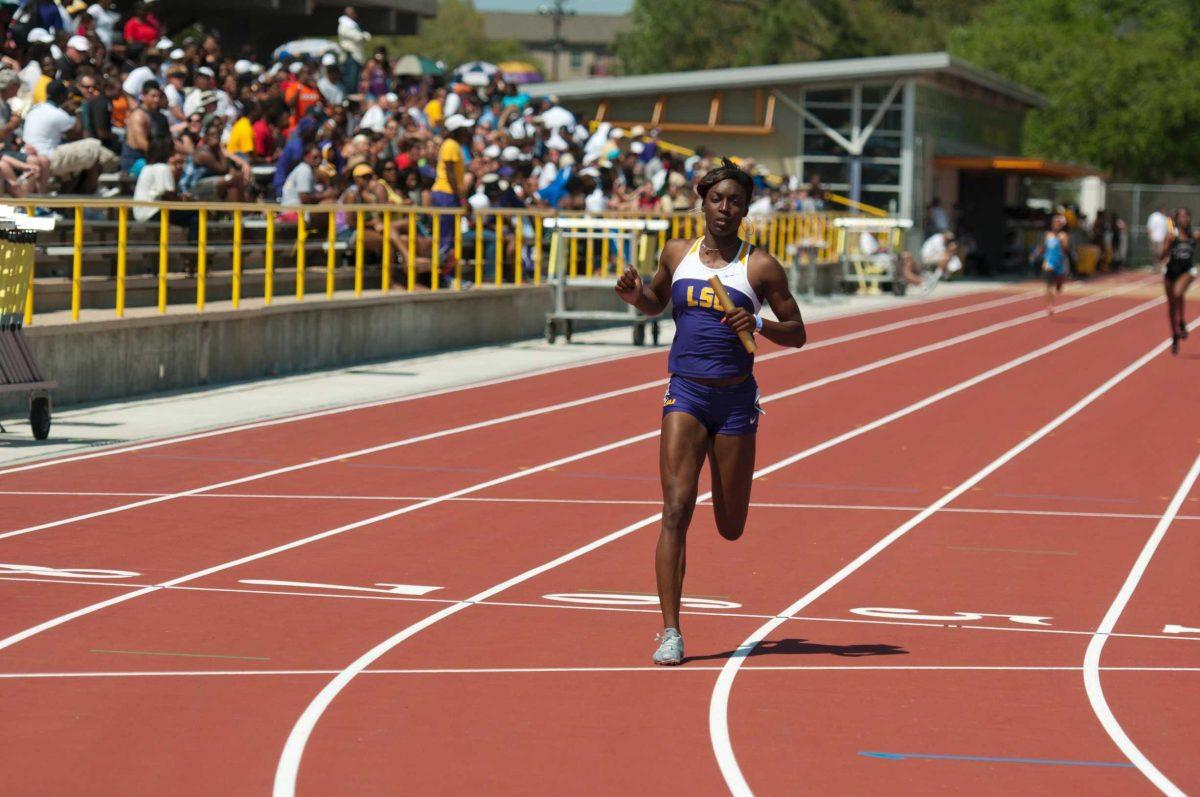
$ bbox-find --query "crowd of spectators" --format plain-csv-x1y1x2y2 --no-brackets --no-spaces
0,2,826,279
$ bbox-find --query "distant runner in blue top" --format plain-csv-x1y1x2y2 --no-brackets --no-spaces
1033,213,1071,315
615,159,807,665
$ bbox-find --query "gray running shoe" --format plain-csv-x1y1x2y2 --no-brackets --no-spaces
652,627,684,665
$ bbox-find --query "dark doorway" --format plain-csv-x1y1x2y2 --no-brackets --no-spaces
957,171,1006,276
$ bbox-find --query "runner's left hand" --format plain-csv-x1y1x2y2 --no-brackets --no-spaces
722,306,755,336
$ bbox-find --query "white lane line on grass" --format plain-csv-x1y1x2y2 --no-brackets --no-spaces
708,315,1196,797
271,294,1161,797
0,290,1036,477
1082,449,1200,797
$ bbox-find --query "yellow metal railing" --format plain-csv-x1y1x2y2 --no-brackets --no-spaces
18,197,850,321
825,192,889,218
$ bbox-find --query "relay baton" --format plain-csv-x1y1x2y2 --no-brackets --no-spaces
707,275,757,354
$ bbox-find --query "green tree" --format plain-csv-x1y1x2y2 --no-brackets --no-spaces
615,0,984,74
950,0,1200,180
371,0,528,70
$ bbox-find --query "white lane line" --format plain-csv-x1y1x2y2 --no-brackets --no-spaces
1082,450,1200,797
4,492,1195,523
0,284,1131,545
239,580,442,596
0,290,1064,543
272,294,1162,797
1,665,1198,679
3,573,1199,645
3,490,1197,523
0,290,1032,477
708,315,1197,797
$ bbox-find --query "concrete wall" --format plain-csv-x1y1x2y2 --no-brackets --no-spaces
1,285,632,416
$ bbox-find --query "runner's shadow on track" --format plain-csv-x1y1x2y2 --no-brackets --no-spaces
683,638,908,663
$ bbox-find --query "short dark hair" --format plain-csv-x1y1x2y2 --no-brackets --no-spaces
696,158,754,204
45,80,68,106
141,79,161,95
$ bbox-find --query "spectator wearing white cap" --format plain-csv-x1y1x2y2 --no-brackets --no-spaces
162,65,187,125
86,0,120,49
26,28,55,47
183,66,231,120
317,53,344,107
56,35,92,83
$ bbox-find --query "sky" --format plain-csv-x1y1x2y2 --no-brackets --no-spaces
473,0,632,13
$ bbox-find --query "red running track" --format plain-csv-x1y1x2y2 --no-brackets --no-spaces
0,275,1196,796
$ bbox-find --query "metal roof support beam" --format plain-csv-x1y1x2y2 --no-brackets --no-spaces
771,88,856,154
854,80,903,151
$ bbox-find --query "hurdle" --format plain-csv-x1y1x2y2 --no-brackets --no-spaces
0,207,57,439
543,216,669,346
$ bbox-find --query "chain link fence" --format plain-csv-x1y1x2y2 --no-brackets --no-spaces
1105,183,1200,265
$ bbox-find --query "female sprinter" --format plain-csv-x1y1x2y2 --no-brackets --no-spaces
1032,213,1071,314
1160,207,1198,355
615,160,807,665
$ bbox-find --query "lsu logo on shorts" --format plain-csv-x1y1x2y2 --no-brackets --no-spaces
663,386,676,407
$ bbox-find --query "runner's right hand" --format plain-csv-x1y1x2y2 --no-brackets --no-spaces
615,265,642,305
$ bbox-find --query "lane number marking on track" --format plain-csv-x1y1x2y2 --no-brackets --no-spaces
1162,624,1200,636
850,606,1053,627
238,579,442,596
0,563,141,579
543,592,742,610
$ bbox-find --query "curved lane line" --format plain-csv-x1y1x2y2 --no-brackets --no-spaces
1082,449,1200,797
708,315,1195,796
272,295,1161,796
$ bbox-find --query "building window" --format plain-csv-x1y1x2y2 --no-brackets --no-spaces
570,50,583,70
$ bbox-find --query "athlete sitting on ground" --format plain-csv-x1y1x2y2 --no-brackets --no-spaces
920,229,962,280
614,159,807,665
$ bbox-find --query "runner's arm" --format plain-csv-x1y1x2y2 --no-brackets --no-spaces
754,250,806,348
615,238,683,316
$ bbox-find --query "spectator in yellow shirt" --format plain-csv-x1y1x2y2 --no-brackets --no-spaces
430,113,473,259
431,114,472,204
33,55,55,104
227,103,258,158
424,87,445,129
